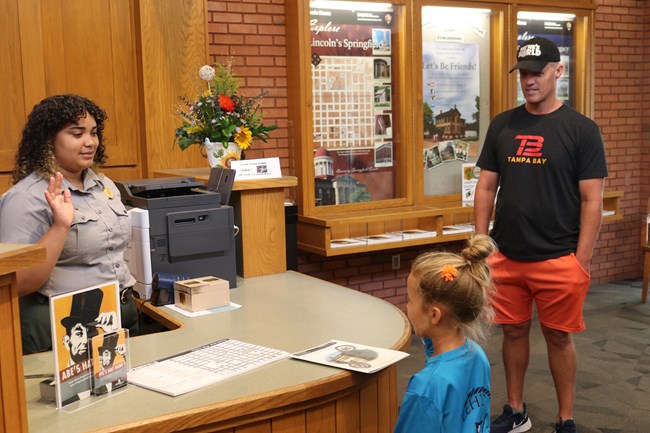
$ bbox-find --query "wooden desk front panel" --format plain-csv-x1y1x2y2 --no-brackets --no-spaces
0,244,46,433
232,188,287,278
0,273,27,433
154,366,396,433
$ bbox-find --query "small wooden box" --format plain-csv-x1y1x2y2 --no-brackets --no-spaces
173,276,230,312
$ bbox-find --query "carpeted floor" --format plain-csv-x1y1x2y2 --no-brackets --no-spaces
396,279,650,433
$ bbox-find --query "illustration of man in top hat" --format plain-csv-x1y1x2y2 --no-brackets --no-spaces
61,288,118,366
97,332,125,371
93,330,128,394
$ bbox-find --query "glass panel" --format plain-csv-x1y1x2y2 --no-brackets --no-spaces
421,6,492,199
310,1,400,207
516,12,576,106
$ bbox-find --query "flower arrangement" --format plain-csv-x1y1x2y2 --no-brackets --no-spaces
174,57,276,166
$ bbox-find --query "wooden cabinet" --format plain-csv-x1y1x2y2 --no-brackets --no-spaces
1,1,140,170
0,0,209,194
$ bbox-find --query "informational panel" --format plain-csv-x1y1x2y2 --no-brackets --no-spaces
310,2,397,206
516,12,575,107
422,7,492,196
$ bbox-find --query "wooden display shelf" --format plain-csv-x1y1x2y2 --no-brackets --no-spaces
602,190,624,222
299,191,623,256
298,204,475,256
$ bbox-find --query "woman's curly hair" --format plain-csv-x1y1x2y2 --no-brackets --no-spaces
12,94,108,184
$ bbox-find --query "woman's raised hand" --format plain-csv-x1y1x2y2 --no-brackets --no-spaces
44,172,74,230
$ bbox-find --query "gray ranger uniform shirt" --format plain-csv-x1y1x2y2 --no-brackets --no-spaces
0,169,135,296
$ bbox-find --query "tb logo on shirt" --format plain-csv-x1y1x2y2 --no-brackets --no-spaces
514,135,543,157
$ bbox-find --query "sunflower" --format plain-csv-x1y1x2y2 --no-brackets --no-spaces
234,126,253,149
221,150,242,168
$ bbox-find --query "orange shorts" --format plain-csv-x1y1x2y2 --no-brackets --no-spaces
489,251,591,332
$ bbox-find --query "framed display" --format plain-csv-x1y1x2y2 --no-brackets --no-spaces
286,0,596,256
515,11,576,107
309,1,402,207
419,4,505,199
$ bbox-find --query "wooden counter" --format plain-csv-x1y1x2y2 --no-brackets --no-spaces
0,243,46,433
154,169,298,278
24,271,411,433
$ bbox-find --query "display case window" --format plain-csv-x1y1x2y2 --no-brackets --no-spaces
421,6,492,198
310,1,400,207
516,11,576,106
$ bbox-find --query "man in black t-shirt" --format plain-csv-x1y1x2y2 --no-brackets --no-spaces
475,37,608,433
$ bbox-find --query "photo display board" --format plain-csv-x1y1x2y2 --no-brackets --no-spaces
310,1,398,207
516,11,575,107
421,6,492,197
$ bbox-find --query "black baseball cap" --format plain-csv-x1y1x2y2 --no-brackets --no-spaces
509,37,561,73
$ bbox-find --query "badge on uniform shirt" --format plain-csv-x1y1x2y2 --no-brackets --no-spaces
104,187,114,199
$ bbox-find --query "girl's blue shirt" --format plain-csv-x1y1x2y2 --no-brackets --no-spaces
394,338,491,433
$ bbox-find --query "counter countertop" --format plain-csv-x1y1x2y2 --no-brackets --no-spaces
24,271,410,433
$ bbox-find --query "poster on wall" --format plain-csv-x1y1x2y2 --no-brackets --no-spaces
423,42,480,142
516,12,575,107
310,3,396,206
422,7,491,197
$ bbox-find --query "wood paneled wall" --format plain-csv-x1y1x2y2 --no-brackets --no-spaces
1,0,210,194
138,0,209,177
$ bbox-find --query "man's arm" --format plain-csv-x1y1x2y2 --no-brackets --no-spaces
474,169,499,235
575,177,605,273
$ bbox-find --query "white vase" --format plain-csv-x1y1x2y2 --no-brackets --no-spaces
204,138,242,168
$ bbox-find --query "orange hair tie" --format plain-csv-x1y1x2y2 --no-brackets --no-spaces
440,265,458,282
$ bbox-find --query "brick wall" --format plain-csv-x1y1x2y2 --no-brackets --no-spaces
593,0,648,282
208,0,649,311
207,0,293,175
643,0,650,209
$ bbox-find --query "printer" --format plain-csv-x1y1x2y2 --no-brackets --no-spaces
116,177,237,300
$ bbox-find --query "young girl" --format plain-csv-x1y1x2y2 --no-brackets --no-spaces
394,234,496,433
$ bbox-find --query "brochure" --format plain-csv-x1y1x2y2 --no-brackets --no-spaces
462,163,480,206
292,340,409,374
387,229,437,240
50,281,121,409
90,329,129,395
330,238,367,248
353,233,402,245
442,223,475,236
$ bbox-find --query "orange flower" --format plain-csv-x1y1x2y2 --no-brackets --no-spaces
218,94,234,112
440,265,458,282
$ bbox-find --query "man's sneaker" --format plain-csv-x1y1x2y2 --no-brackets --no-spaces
553,418,577,433
491,403,532,433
